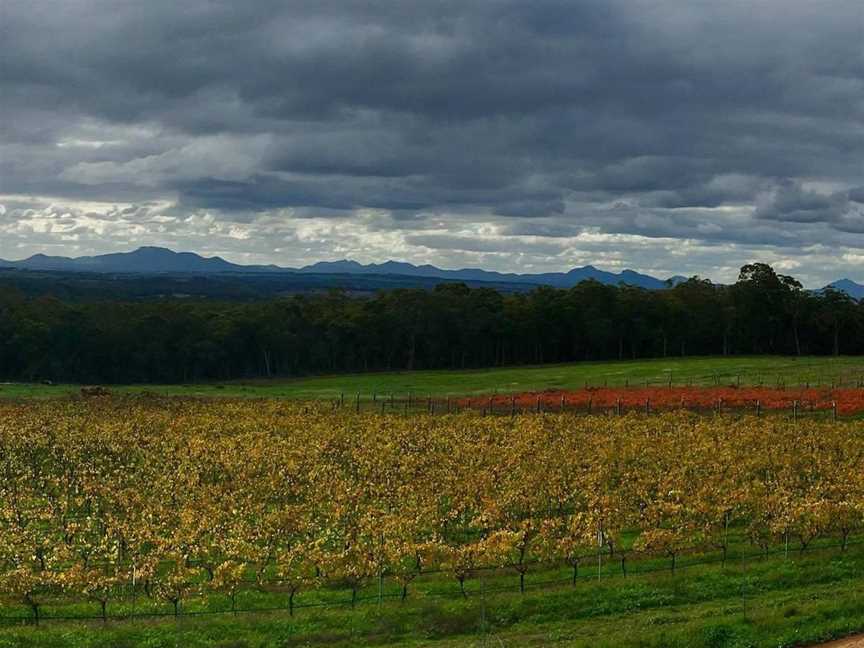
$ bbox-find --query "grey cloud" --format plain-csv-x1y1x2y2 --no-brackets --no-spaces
1,0,863,280
754,180,855,224
405,234,566,255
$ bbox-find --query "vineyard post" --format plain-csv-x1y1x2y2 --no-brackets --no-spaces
488,396,494,415
793,400,798,422
390,392,394,407
380,400,386,414
668,372,672,389
480,567,488,639
378,570,384,605
536,395,541,414
372,391,377,403
561,394,566,412
756,400,761,417
616,398,621,416
132,565,137,620
511,395,516,417
587,396,592,414
340,392,345,408
645,398,650,415
736,375,740,387
625,378,629,388
832,401,837,422
446,396,451,413
428,396,433,413
355,392,360,413
597,524,603,580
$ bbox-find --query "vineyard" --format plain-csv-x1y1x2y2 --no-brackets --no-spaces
1,397,863,637
458,385,864,417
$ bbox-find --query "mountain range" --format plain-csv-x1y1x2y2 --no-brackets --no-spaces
0,246,862,296
0,246,684,290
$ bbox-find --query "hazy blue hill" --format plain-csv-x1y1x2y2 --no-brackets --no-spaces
8,246,854,293
2,247,279,274
826,278,864,300
298,258,671,289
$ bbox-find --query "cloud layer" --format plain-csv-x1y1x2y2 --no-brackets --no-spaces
1,0,863,285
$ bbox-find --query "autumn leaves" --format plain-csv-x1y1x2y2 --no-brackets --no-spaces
0,399,861,619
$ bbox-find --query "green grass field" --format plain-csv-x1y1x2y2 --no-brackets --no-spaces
3,355,864,400
1,537,863,648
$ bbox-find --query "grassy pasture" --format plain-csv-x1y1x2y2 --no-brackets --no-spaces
1,539,863,647
3,355,864,400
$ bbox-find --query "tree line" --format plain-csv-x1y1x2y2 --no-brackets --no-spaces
0,263,861,383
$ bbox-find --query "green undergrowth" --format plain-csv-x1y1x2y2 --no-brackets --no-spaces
2,540,863,647
3,355,864,400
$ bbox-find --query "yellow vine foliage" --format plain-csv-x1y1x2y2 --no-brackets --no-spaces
0,398,862,611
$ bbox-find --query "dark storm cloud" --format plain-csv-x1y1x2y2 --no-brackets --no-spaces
1,0,863,280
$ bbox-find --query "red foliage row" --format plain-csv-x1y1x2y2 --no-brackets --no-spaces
461,386,864,415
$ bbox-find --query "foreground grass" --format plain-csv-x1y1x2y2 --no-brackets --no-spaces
3,355,864,400
2,544,863,648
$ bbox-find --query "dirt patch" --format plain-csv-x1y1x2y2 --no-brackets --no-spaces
815,635,864,647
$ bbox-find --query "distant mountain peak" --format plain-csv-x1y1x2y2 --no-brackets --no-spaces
826,278,864,300
0,248,693,290
2,247,857,295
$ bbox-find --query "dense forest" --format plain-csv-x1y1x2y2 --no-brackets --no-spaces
0,263,862,383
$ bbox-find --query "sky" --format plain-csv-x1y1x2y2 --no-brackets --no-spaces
1,1,863,286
